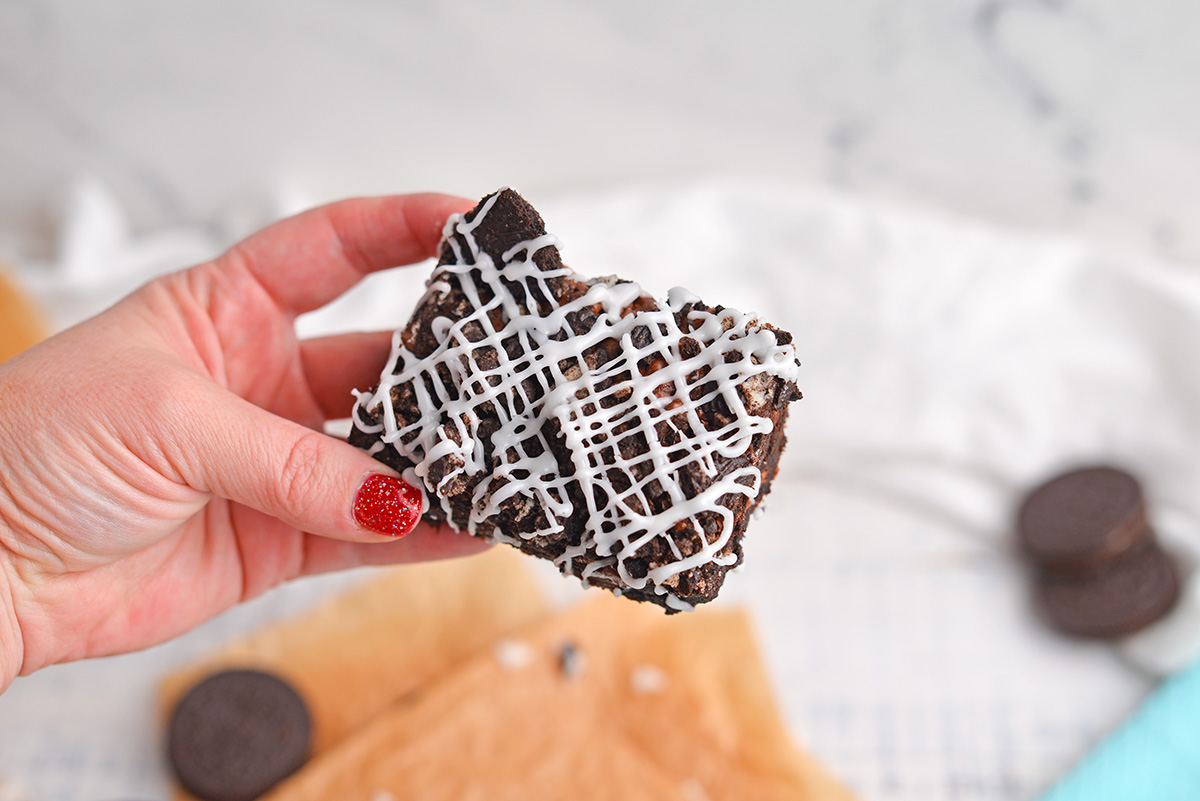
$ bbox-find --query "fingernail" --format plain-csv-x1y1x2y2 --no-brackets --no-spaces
353,474,422,537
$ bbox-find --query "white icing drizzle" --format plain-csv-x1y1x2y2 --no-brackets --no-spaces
352,191,800,607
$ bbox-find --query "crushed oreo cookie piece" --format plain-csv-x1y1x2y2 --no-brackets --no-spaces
558,641,587,679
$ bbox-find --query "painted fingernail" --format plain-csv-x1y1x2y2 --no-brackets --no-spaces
353,474,422,537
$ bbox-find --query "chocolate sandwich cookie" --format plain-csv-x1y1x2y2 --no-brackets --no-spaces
1036,542,1181,639
1017,465,1151,575
168,669,312,801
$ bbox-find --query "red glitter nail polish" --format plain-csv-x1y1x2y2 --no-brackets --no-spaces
353,474,422,537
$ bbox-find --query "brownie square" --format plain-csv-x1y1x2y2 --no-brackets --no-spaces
350,189,801,611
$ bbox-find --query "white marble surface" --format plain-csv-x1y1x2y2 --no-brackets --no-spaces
1,1,1199,263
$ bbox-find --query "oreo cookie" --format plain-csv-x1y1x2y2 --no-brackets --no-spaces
1036,542,1180,638
1016,465,1180,639
1017,465,1150,574
168,669,312,801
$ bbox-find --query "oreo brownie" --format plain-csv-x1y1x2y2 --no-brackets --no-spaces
350,189,801,611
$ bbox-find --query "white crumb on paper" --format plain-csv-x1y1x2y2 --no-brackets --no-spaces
493,639,534,671
630,665,669,694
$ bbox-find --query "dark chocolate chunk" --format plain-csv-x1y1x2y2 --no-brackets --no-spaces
168,669,312,801
1035,542,1180,638
1017,465,1151,574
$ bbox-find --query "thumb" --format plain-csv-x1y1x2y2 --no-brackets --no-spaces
170,384,424,542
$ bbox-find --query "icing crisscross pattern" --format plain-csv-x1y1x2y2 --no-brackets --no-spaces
352,192,800,609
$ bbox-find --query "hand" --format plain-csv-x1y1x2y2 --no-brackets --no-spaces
0,193,490,691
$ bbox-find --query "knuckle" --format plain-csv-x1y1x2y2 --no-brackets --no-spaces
278,430,331,513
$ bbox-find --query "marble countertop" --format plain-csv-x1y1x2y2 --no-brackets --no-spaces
1,0,1198,265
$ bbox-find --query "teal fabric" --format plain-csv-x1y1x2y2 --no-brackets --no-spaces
1040,658,1200,801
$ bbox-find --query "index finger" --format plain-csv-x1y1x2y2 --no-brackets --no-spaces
219,193,476,314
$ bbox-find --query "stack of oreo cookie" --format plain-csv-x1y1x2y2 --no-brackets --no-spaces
1016,465,1180,638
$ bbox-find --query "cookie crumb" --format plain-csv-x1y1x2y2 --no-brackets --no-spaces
558,641,587,679
630,665,669,694
494,639,534,671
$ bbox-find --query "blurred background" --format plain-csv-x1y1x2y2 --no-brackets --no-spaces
2,0,1199,261
3,2,1200,800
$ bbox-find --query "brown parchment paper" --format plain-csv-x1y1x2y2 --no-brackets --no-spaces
0,268,47,363
260,595,858,801
161,548,549,768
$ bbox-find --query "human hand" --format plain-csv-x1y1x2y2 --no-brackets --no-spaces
0,194,489,691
